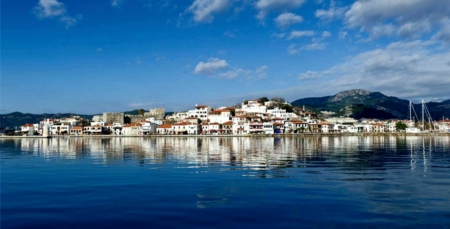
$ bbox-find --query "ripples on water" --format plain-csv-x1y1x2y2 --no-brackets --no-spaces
1,136,449,228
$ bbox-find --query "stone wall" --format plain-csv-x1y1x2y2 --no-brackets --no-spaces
103,112,124,125
145,108,165,120
92,115,103,122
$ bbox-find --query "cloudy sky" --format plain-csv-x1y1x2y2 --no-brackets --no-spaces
2,0,450,114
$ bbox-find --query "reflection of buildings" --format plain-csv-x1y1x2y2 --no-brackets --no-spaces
10,136,450,170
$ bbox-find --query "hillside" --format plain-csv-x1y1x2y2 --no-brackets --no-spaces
291,89,450,120
0,112,94,128
0,111,176,128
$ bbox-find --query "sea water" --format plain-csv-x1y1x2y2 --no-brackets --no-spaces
1,136,449,228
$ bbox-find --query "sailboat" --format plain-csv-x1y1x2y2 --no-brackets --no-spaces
405,100,434,133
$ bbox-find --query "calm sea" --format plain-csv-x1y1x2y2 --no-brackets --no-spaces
1,136,450,228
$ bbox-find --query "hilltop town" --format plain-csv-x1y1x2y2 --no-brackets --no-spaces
6,97,450,136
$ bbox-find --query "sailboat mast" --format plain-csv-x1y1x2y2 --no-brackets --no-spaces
409,101,412,122
422,100,424,131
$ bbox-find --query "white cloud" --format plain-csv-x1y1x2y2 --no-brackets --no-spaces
34,0,81,28
302,42,327,50
339,31,348,39
288,42,327,54
287,44,299,54
187,0,230,23
111,0,125,8
194,59,268,80
271,33,285,38
274,13,303,29
369,24,395,39
224,31,235,37
315,2,346,22
345,0,450,42
219,68,251,79
194,58,229,75
297,40,450,100
255,0,305,20
287,30,315,40
256,66,268,79
322,31,331,38
298,71,321,80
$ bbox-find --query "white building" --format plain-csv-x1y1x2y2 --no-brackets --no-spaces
242,100,266,114
122,123,142,136
208,109,232,124
187,105,211,120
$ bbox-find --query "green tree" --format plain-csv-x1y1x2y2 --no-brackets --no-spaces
271,97,285,103
258,97,269,103
138,109,145,116
395,121,407,131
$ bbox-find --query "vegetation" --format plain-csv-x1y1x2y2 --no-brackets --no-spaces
271,97,285,103
395,121,407,131
257,97,269,103
138,109,145,116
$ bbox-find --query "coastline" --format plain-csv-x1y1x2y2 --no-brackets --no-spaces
1,132,449,139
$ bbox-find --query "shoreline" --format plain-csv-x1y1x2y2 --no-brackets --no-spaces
1,132,449,139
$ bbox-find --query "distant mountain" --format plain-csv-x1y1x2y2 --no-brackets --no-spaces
291,89,450,120
1,110,176,128
0,112,94,128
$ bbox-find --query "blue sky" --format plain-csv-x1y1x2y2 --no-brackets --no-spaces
2,0,450,114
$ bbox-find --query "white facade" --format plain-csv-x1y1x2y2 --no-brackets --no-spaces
242,100,266,114
187,105,211,120
51,125,71,135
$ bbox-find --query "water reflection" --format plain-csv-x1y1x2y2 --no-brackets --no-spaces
3,136,449,173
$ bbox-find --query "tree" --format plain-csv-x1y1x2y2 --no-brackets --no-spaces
271,97,285,103
395,121,407,131
279,103,293,112
138,109,145,116
258,97,269,103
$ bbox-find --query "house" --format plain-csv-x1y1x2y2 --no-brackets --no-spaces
247,122,263,134
173,123,188,135
83,125,103,135
372,123,385,133
221,121,233,134
139,120,158,135
208,122,221,134
70,126,83,135
187,104,211,120
186,123,200,135
122,123,142,135
51,124,71,135
156,124,173,134
21,124,35,135
287,121,309,133
262,122,274,134
208,109,232,124
241,100,267,114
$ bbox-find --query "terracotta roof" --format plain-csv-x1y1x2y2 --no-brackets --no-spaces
223,121,233,125
173,123,188,126
272,117,284,120
123,123,142,127
209,122,220,125
157,124,173,129
273,122,284,126
71,126,83,130
22,124,34,127
195,105,208,109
